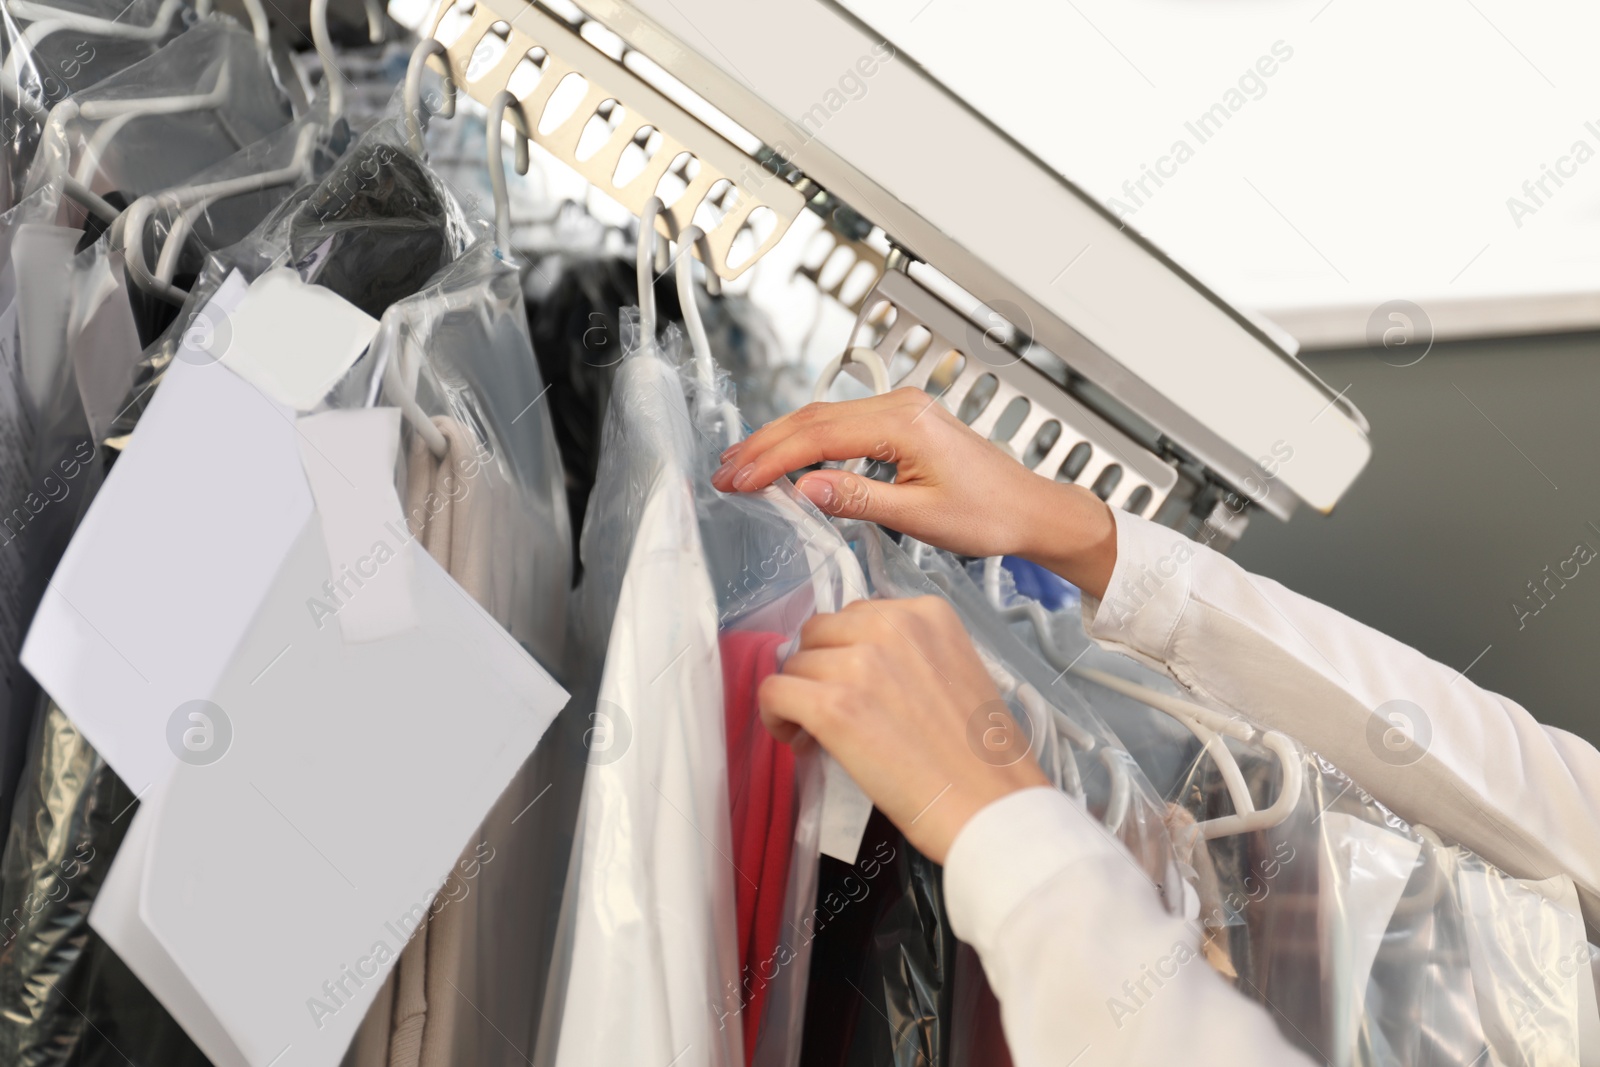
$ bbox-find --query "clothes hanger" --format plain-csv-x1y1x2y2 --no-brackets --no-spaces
403,38,457,157
306,0,388,125
55,59,240,190
485,89,532,259
810,345,891,402
975,554,1304,840
118,121,325,304
367,38,479,460
192,0,271,48
308,0,346,124
1,0,188,112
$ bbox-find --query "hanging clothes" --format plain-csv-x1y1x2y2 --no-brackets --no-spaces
722,628,797,1064
344,235,572,1067
0,96,477,1067
536,321,741,1067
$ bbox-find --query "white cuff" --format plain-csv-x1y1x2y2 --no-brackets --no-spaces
1079,508,1197,663
942,786,1107,957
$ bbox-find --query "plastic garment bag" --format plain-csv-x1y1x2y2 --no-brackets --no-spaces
23,21,293,212
80,111,347,444
369,239,570,667
107,107,479,445
536,315,742,1067
676,335,856,1067
799,803,956,1067
0,0,186,209
903,542,1182,899
522,251,684,559
0,178,66,844
973,550,1592,1067
0,702,212,1067
0,109,341,866
799,528,1181,1067
342,237,573,1067
0,107,469,1067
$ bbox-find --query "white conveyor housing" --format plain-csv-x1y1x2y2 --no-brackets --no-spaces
413,0,1374,543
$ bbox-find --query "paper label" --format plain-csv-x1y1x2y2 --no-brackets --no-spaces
295,408,419,643
817,546,874,864
20,274,311,796
218,268,380,412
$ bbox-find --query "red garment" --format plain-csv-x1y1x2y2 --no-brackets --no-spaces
720,629,796,1063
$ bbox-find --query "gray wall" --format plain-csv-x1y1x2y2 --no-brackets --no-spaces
1233,329,1600,748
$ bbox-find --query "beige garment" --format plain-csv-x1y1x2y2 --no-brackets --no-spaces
1164,803,1238,979
348,416,490,1067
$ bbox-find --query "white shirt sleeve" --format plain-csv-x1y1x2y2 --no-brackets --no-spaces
942,787,1319,1067
1080,509,1600,938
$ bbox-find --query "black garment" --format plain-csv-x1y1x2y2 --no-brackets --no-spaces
0,703,210,1067
524,254,682,577
799,808,956,1067
289,140,453,319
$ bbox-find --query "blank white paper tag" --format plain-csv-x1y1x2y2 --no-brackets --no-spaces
219,268,379,411
819,754,874,864
817,550,874,864
296,408,419,643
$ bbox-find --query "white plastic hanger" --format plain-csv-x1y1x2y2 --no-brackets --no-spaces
119,122,324,304
810,344,891,403
192,0,271,48
306,0,387,124
308,0,346,123
403,38,457,156
485,89,531,257
53,60,239,190
1,0,188,112
977,554,1304,839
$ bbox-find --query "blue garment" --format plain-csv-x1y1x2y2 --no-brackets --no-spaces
1003,556,1076,611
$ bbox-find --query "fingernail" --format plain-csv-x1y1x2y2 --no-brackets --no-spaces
800,478,835,511
731,463,758,491
720,444,741,462
712,460,736,486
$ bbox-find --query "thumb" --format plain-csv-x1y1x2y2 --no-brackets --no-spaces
796,469,920,528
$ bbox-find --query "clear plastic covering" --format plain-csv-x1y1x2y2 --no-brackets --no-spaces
876,537,1182,903
0,176,65,843
535,302,850,1066
22,20,293,215
679,323,855,1067
799,529,1179,1067
2,96,540,1067
0,0,188,208
336,239,573,1067
536,316,743,1067
0,700,211,1065
107,104,482,444
369,238,571,666
983,552,1594,1067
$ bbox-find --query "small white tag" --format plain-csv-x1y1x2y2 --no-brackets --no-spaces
818,753,875,864
295,408,419,643
219,268,379,411
817,547,875,864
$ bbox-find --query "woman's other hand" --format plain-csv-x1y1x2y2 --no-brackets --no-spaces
712,388,1118,599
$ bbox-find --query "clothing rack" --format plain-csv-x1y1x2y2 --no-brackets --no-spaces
418,0,1373,546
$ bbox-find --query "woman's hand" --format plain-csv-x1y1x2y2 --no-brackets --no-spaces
758,595,1049,864
711,388,1119,599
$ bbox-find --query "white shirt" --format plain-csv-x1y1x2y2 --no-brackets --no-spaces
540,355,742,1067
942,508,1600,1066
